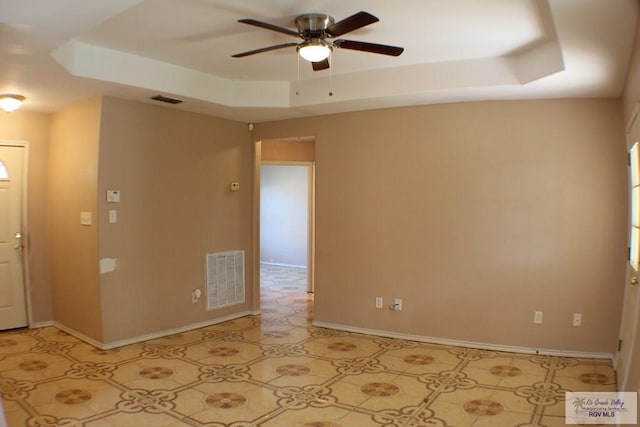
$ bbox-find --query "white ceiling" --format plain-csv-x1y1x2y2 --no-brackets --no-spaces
0,0,637,123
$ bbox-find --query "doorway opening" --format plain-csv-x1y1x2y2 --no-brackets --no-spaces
255,137,315,321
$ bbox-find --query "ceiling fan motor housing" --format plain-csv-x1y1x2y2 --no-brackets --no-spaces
295,14,335,38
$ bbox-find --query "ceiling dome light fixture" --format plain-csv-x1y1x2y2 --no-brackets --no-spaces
0,94,25,113
297,39,332,62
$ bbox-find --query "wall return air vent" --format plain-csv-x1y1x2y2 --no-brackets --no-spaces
206,251,245,310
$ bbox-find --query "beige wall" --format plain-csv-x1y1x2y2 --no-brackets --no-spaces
0,111,52,323
624,16,640,123
0,92,629,359
49,98,103,341
622,15,640,395
262,139,315,162
97,97,254,344
255,99,627,354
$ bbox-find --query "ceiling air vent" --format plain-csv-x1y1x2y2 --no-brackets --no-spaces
151,94,183,105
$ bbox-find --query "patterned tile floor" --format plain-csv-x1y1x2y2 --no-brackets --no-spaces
0,265,616,426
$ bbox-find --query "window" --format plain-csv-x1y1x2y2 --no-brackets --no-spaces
630,143,640,270
0,160,8,180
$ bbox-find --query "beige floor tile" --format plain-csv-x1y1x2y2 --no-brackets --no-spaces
0,334,40,354
0,352,74,382
68,342,143,364
26,377,122,420
471,410,532,427
146,329,204,346
497,372,551,390
543,398,567,417
259,405,350,426
91,412,191,426
460,365,503,387
539,414,572,426
3,400,30,427
335,371,400,388
489,389,536,414
427,398,478,426
110,358,201,390
248,355,324,383
338,408,404,426
329,379,376,408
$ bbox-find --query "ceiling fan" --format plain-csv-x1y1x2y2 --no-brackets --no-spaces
231,11,404,71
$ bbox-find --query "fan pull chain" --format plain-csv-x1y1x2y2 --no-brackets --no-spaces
296,54,300,96
328,53,333,96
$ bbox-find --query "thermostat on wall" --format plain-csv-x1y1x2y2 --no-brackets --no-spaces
106,189,121,202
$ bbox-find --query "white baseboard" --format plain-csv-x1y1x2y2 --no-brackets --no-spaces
51,311,256,350
260,262,307,269
32,315,613,360
29,320,54,329
53,322,105,349
312,321,614,360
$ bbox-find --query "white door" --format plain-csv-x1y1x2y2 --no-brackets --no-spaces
617,109,640,388
0,145,27,329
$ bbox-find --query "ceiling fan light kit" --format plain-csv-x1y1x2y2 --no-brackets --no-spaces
232,11,404,71
0,94,25,113
298,39,332,62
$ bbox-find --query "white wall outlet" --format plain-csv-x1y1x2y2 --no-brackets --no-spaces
394,298,403,311
375,296,383,309
572,313,582,327
534,311,543,324
192,289,202,303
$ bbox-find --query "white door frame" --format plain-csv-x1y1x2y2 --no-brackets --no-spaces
616,107,640,389
0,141,32,327
253,140,316,312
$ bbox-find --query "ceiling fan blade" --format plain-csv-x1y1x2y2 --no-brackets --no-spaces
325,11,379,37
232,42,299,58
238,18,299,37
312,58,330,71
334,39,404,56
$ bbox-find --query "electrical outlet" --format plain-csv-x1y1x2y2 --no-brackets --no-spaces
192,289,202,303
375,297,383,309
395,298,403,311
534,311,543,324
572,313,582,327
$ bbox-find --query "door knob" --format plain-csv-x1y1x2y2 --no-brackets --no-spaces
14,232,21,239
632,277,638,285
14,245,23,253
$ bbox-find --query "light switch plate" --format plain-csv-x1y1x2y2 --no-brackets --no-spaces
80,211,92,225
